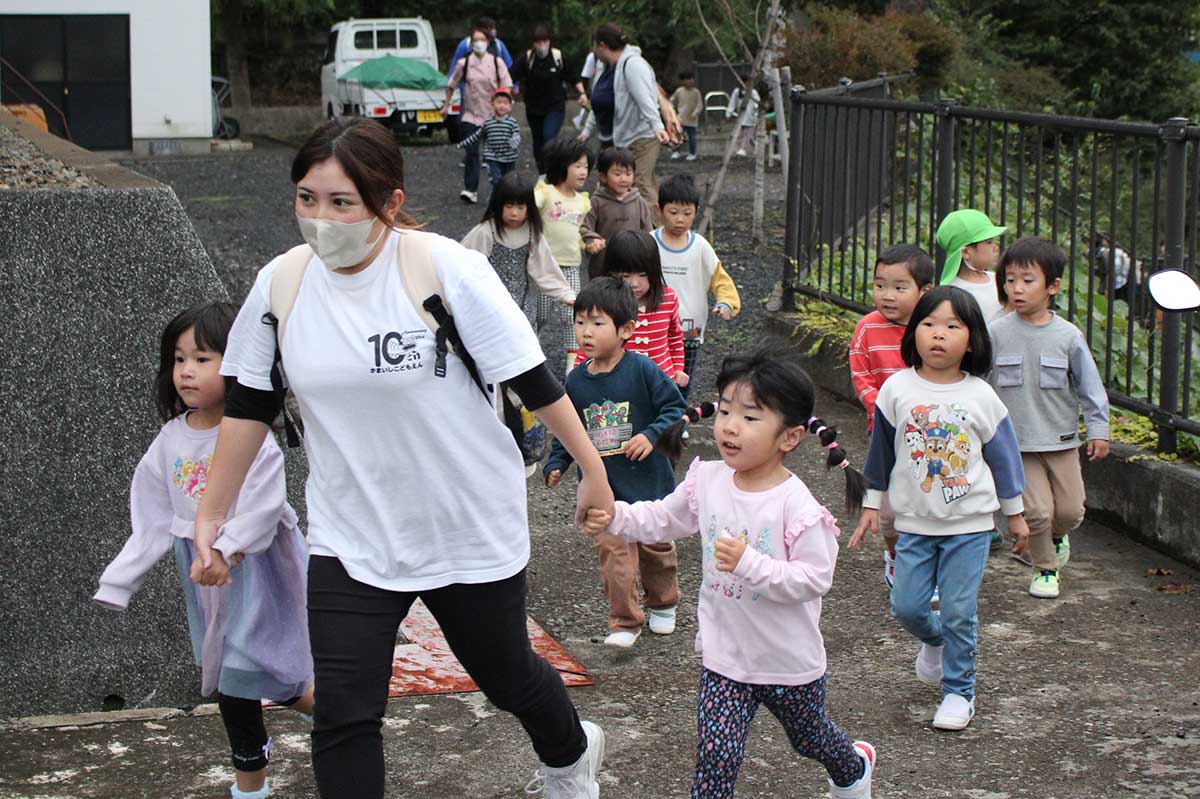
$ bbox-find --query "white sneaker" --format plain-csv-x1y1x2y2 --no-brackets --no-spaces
827,740,875,798
603,630,640,648
230,781,270,799
932,694,975,731
459,189,478,203
671,151,683,160
883,550,895,588
648,607,676,635
735,148,748,157
915,643,943,686
685,154,698,161
525,720,605,798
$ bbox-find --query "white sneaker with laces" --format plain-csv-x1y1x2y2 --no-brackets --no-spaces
915,643,943,686
827,740,875,798
648,607,676,635
459,189,478,204
932,694,975,731
603,630,640,648
525,720,605,798
685,154,698,161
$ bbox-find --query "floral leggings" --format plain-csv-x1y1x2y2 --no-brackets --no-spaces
692,669,863,798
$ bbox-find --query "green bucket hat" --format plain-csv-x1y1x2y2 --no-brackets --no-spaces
935,209,1008,285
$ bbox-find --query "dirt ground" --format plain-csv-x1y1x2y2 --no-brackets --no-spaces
2,136,1198,798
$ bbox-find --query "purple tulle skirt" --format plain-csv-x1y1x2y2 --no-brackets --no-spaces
173,524,312,701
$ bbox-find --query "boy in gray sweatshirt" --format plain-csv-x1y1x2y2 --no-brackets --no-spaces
582,147,653,275
987,237,1110,600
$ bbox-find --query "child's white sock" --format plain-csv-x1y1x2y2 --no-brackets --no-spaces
230,779,269,799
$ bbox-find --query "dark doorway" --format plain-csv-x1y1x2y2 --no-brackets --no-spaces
0,14,131,150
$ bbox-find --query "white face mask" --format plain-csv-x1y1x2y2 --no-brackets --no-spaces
472,40,488,56
534,43,550,58
297,215,383,270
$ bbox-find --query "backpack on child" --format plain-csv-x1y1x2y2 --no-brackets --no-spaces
263,231,548,471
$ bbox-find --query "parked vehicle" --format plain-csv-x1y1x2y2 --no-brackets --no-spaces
320,17,455,135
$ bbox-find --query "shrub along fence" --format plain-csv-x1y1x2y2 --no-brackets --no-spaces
781,85,1200,454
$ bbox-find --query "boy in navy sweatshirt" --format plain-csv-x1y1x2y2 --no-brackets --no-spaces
545,276,686,647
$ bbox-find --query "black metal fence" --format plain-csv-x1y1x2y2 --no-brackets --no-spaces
782,87,1200,453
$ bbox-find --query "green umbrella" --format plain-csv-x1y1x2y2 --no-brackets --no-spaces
338,55,446,91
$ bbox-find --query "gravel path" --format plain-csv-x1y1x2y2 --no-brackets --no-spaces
0,123,95,190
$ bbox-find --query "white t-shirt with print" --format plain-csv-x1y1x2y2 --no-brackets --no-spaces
655,228,721,343
221,230,545,592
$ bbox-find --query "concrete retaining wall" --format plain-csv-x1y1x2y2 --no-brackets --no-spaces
765,308,1200,568
0,114,227,717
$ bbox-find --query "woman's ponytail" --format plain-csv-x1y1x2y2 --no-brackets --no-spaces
806,416,866,514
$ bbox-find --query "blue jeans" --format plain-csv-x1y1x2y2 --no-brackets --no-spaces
460,122,481,192
890,530,990,700
485,159,515,202
684,125,698,155
527,110,566,174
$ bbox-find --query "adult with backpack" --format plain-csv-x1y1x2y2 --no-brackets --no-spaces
510,24,585,176
192,117,610,799
443,25,513,203
581,23,672,214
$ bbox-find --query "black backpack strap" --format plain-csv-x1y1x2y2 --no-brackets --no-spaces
421,294,490,399
260,311,302,448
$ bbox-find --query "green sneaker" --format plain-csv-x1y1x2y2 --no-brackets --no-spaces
1054,535,1071,570
1029,569,1060,599
989,530,1003,550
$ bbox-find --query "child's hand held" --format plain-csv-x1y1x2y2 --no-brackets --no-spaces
582,508,611,536
849,509,878,549
713,535,747,572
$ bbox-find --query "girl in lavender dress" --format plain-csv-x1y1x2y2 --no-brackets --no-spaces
95,302,312,799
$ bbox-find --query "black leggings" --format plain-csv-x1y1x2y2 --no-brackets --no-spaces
307,556,586,798
217,693,301,772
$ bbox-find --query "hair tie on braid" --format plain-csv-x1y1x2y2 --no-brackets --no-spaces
826,441,839,450
837,459,850,470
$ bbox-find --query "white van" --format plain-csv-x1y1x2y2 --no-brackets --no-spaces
320,18,453,135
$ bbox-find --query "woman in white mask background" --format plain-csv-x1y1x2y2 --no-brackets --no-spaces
193,117,611,799
443,26,513,204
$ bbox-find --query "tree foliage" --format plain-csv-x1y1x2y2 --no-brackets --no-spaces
932,0,1200,120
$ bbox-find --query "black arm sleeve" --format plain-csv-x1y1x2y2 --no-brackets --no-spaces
225,381,283,425
506,362,564,411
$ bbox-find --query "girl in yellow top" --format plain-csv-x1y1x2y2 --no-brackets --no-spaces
535,137,594,374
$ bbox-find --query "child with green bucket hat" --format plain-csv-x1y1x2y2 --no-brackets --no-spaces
935,209,1008,321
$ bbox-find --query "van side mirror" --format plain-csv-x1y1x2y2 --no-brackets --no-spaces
1148,269,1200,311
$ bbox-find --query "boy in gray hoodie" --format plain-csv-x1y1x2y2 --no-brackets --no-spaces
582,147,653,275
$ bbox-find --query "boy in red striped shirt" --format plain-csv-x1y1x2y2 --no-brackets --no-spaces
849,244,934,585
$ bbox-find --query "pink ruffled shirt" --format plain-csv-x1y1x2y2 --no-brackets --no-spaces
608,458,841,685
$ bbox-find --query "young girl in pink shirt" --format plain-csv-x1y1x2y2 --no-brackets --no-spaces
584,347,876,799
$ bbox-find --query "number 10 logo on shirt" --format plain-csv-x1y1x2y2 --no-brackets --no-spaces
367,331,423,374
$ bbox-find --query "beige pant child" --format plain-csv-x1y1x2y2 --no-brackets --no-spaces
1021,449,1086,572
594,532,679,633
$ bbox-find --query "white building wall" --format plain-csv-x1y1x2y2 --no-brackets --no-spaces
2,0,211,142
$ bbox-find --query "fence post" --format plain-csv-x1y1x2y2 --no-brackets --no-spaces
1158,117,1189,454
782,86,805,311
933,101,957,272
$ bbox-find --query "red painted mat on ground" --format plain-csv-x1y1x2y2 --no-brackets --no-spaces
387,599,593,697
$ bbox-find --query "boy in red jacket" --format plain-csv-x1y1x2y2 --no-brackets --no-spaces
849,244,934,586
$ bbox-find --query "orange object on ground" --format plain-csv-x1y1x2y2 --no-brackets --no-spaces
3,104,48,132
388,600,593,697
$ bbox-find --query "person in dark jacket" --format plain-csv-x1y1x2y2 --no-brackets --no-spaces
511,24,586,175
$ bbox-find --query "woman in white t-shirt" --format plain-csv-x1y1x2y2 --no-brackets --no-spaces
191,118,610,799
